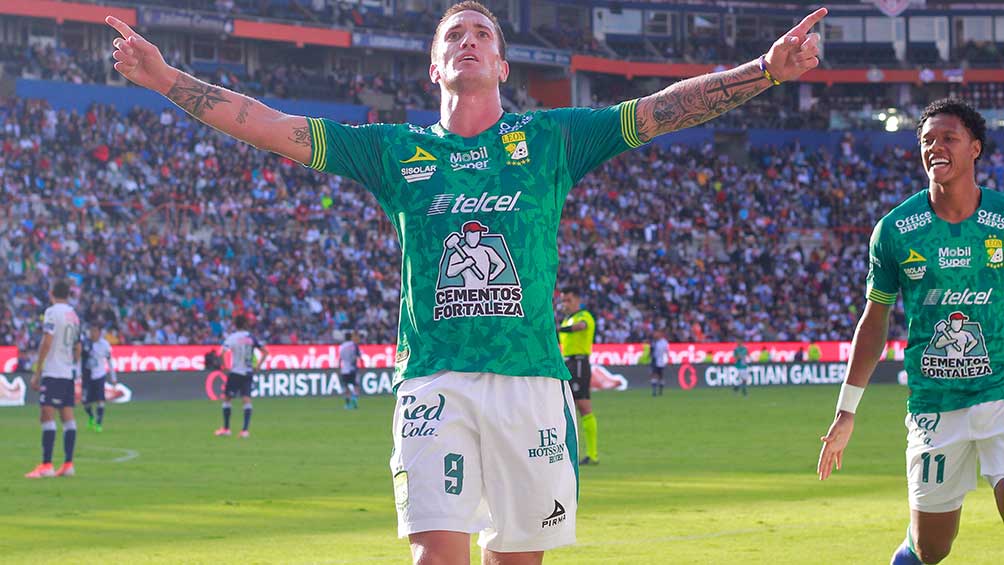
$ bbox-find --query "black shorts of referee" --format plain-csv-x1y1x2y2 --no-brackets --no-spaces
564,354,591,400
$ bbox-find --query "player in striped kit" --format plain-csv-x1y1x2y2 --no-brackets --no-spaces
216,315,269,438
26,280,81,478
82,325,117,432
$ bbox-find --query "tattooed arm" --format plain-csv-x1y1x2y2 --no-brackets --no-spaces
161,72,311,163
106,16,311,164
635,8,827,142
635,61,768,142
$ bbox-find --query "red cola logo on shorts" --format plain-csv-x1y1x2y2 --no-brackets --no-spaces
911,412,942,433
400,393,445,438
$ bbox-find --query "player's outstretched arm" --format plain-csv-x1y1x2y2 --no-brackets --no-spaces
634,8,825,142
106,16,311,165
817,300,892,480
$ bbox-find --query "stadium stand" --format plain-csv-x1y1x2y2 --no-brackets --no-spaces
3,1,1004,352
3,95,1004,351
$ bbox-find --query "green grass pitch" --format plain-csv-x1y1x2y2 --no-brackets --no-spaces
1,384,1000,564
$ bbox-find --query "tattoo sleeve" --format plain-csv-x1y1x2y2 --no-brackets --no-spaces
635,61,770,142
165,73,231,118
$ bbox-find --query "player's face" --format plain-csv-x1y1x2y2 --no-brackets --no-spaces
465,231,481,247
951,318,964,332
919,114,980,186
430,10,509,92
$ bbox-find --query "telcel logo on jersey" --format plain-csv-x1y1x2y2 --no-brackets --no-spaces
938,246,972,269
977,210,1004,230
528,427,566,464
900,249,927,281
896,212,933,234
450,146,490,171
399,393,445,438
923,287,993,306
426,191,523,216
400,146,437,183
986,235,1004,268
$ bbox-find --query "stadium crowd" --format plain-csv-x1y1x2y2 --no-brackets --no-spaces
4,97,1004,351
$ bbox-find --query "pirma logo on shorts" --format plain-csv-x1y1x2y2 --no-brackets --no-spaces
399,393,445,438
542,500,566,528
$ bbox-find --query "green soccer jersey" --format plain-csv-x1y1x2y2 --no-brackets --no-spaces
307,102,645,386
733,345,748,369
867,188,1004,413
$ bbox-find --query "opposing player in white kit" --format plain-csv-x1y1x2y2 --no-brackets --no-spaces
216,315,269,438
106,1,824,561
339,332,360,409
82,325,118,432
26,280,81,478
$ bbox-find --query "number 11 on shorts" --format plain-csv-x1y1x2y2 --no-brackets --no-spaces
444,453,464,495
920,452,946,484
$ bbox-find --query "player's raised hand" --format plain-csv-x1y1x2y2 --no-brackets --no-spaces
817,410,854,480
763,7,827,83
106,16,175,94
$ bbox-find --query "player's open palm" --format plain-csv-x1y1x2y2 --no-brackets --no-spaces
764,8,827,83
106,16,172,93
817,411,854,480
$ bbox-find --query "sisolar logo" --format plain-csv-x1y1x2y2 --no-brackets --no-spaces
900,249,927,281
400,146,437,183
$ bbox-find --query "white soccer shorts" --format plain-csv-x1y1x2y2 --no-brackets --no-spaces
389,371,579,552
905,399,1004,513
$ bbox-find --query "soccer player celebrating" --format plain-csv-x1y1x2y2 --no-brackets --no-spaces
216,315,269,438
26,280,81,478
818,99,1004,565
559,288,599,465
339,331,361,409
107,3,824,561
81,325,117,432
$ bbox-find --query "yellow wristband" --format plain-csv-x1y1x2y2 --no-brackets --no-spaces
759,55,782,86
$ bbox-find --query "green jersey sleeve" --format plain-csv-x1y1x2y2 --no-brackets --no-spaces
866,218,899,305
550,99,646,185
306,117,388,191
